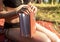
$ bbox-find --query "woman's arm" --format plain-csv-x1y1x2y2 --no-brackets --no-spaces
0,5,28,18
0,10,17,18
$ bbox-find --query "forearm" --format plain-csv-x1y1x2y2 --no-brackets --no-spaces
0,5,28,18
0,10,17,18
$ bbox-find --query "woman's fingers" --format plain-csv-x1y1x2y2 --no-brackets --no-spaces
20,5,36,14
20,9,29,14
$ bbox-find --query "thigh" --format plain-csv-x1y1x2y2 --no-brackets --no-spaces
5,28,20,41
5,28,34,42
32,31,51,42
5,28,51,42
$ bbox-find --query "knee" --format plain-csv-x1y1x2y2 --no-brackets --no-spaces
32,31,51,42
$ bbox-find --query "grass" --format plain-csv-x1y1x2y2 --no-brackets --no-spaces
34,4,60,23
32,3,60,33
32,3,60,7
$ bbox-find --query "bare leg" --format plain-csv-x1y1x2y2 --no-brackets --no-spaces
32,31,51,42
36,23,60,42
5,28,51,42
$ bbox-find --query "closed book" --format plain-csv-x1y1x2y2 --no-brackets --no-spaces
19,12,36,38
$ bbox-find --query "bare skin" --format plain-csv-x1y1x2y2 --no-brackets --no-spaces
0,3,60,42
5,23,60,42
3,5,51,42
6,28,51,42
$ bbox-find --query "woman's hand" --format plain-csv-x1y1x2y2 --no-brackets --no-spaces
19,5,37,15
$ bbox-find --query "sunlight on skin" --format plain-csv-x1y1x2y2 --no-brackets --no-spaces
32,31,51,42
5,28,51,42
36,23,60,42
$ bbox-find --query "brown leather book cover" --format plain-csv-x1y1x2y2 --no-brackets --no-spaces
30,12,36,37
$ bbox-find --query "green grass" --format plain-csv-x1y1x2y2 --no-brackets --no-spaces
33,3,60,33
32,3,60,7
35,5,60,23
